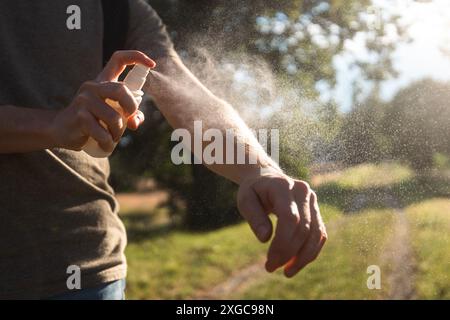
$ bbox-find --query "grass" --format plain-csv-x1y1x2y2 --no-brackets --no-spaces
124,221,264,299
406,198,450,299
230,209,395,299
312,161,414,189
123,204,340,299
119,161,449,299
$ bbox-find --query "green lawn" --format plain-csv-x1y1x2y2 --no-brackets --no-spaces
230,209,395,299
120,161,450,299
123,204,340,299
124,220,265,299
312,161,414,189
406,198,450,299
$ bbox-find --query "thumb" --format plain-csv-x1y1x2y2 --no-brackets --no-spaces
237,187,273,243
127,110,145,131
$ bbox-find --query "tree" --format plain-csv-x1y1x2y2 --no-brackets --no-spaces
338,93,389,165
385,79,450,171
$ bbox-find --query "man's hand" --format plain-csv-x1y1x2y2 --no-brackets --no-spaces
50,50,155,151
237,170,327,277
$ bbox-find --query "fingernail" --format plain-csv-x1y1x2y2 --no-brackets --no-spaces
285,269,296,278
133,117,140,128
265,260,276,273
118,117,124,129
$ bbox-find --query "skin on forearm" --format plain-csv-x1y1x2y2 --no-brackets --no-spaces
145,54,282,184
0,105,57,153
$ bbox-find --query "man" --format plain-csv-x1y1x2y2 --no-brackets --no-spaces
0,0,327,299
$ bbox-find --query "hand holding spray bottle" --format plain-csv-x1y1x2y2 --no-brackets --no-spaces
82,64,151,158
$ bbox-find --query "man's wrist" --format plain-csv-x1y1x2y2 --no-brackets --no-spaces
237,163,285,185
40,109,60,149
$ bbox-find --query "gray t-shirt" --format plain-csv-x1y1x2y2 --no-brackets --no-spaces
0,0,174,299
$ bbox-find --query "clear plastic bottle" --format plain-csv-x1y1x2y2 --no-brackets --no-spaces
82,64,150,158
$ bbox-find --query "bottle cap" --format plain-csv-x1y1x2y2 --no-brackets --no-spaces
124,64,151,92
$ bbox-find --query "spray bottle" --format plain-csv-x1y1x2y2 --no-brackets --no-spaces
82,64,151,158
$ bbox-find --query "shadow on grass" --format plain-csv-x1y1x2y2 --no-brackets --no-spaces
316,175,450,213
120,210,177,243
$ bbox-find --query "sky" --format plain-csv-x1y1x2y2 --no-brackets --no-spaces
332,0,450,111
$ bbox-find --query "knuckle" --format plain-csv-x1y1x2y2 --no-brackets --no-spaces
276,178,291,189
286,211,300,224
301,222,311,234
80,80,96,92
76,109,88,122
106,110,122,126
321,230,328,242
315,228,324,240
108,81,126,93
299,180,311,193
112,113,123,127
111,50,124,60
133,50,145,58
116,82,128,92
116,83,132,99
75,92,90,105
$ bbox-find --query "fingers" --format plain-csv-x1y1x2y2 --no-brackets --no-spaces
284,191,328,277
97,50,155,82
79,81,144,136
265,190,300,271
84,94,125,141
244,175,326,277
265,180,311,272
287,180,313,260
78,110,114,152
127,110,145,131
237,185,273,243
95,82,138,116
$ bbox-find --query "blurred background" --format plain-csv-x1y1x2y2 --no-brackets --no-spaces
111,0,450,299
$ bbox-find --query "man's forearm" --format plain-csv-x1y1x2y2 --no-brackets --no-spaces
0,105,57,153
145,54,282,184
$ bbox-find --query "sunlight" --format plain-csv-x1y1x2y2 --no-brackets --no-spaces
398,0,450,48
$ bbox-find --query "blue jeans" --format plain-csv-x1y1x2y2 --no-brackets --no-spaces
48,279,126,300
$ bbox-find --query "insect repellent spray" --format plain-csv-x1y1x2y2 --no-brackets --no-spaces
82,64,150,158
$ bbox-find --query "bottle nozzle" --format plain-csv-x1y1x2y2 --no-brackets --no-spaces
123,64,151,91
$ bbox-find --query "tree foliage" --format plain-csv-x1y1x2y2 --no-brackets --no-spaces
385,79,450,171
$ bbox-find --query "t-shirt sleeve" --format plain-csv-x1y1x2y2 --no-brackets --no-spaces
125,0,175,59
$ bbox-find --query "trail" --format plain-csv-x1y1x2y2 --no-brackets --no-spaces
194,190,417,300
194,219,344,300
349,190,417,299
193,258,267,300
382,193,417,300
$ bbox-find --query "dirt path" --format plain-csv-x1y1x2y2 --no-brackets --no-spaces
194,258,267,299
382,194,416,300
194,191,417,300
194,219,344,300
116,191,168,214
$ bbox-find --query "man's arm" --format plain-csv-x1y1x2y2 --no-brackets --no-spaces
0,105,58,153
145,53,328,276
0,51,155,154
146,54,280,184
